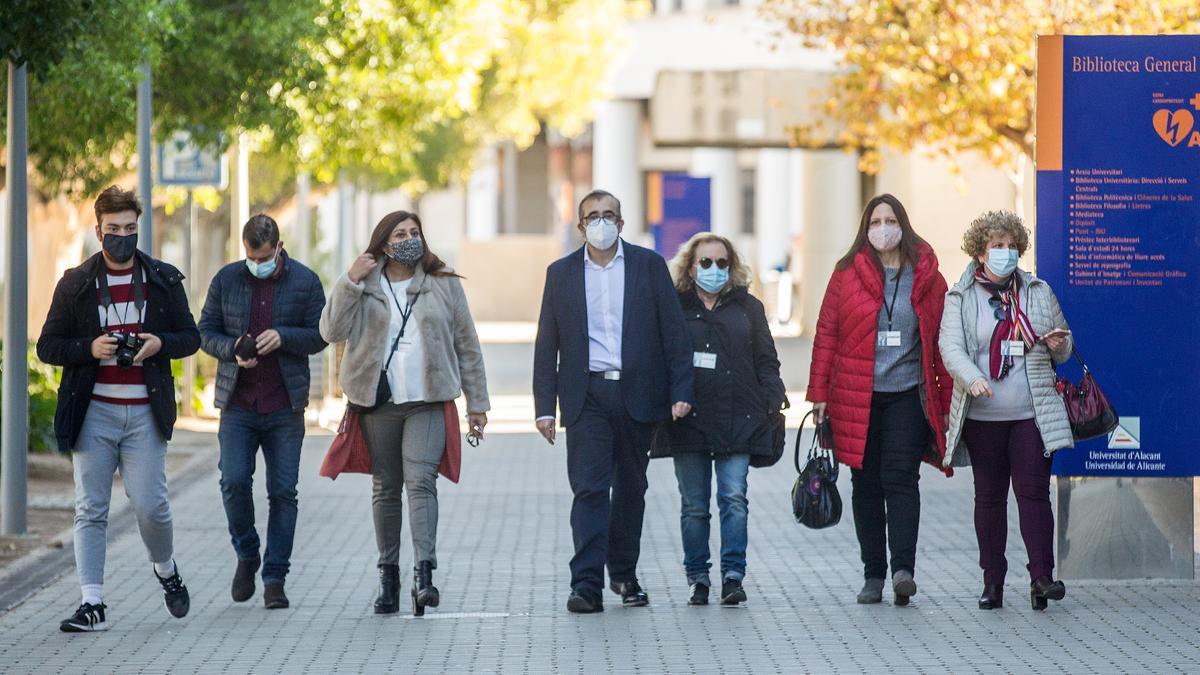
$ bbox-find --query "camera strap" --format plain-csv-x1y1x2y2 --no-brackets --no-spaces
97,260,146,332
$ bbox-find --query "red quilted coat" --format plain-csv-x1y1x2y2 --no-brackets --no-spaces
806,245,953,474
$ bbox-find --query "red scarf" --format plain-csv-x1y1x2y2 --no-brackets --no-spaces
973,266,1038,380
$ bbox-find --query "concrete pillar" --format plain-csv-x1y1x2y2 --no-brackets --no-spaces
227,134,250,261
787,149,807,237
294,172,311,263
336,175,355,271
800,150,862,336
501,141,519,235
690,147,739,239
467,147,500,240
592,100,643,239
754,148,791,275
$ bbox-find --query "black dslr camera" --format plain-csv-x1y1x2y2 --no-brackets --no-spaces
109,332,145,369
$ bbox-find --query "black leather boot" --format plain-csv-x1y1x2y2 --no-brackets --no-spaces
1030,576,1066,611
978,584,1004,610
412,561,440,616
374,564,400,614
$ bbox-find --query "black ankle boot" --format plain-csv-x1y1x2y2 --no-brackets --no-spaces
412,561,440,617
978,584,1003,610
1030,576,1066,611
374,564,400,614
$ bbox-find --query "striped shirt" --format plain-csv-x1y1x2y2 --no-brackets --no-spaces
92,265,149,405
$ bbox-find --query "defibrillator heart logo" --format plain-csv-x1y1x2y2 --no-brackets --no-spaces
1153,109,1194,147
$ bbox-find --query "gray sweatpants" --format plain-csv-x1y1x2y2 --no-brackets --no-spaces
73,401,174,587
360,401,445,568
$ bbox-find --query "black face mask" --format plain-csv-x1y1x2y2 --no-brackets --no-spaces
102,233,138,263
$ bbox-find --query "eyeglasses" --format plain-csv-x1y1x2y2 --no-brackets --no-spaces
584,212,620,226
698,257,729,270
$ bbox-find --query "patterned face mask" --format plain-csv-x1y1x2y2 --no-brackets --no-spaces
388,238,425,266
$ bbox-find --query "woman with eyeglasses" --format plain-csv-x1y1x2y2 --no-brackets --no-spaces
320,210,490,616
939,210,1073,611
807,194,953,606
653,233,785,606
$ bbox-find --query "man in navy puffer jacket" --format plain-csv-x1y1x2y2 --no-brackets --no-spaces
198,214,327,610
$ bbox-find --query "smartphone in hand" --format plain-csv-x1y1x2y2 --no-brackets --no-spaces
1037,328,1071,343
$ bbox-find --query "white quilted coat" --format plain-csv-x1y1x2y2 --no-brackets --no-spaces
939,263,1074,467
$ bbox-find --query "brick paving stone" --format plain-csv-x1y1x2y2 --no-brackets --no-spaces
2,428,1200,673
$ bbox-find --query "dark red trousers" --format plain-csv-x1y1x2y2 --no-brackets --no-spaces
962,419,1054,585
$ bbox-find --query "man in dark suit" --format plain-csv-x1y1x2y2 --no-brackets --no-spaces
534,189,694,613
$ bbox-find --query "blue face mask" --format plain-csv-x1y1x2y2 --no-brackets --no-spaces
695,265,729,294
246,248,279,279
986,248,1019,278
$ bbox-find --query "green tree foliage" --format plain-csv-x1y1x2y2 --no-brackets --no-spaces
3,0,629,198
0,0,90,78
295,0,628,193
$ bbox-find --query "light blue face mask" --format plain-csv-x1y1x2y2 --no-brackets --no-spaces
695,265,729,294
246,248,279,279
986,247,1018,278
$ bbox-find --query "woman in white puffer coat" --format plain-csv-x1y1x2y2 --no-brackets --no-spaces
939,210,1073,613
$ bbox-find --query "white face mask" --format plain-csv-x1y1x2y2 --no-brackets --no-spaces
585,217,619,250
867,223,902,253
986,247,1019,277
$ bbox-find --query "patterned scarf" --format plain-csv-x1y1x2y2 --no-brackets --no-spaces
974,266,1038,380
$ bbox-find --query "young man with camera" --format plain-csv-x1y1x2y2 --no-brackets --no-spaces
198,214,326,610
37,186,201,632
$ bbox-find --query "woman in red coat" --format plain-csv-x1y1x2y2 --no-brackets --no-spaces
806,193,953,606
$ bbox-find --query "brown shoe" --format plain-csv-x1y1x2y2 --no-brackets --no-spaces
231,557,260,603
264,583,289,609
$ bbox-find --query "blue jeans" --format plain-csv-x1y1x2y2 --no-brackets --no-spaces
672,453,750,586
218,408,305,584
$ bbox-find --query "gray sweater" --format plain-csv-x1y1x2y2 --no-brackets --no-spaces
873,266,921,393
965,284,1034,421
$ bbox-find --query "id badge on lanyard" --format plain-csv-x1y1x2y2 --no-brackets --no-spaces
878,270,903,348
1003,318,1025,357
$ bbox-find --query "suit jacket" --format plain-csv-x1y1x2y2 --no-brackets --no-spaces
533,240,694,427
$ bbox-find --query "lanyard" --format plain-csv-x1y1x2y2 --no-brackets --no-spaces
882,268,901,331
383,276,420,370
97,262,145,332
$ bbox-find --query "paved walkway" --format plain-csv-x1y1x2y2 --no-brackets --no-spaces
2,428,1199,673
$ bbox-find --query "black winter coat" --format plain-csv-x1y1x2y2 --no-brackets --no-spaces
36,251,201,452
197,252,326,412
652,287,786,462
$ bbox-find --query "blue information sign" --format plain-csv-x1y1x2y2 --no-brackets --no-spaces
649,173,710,260
1037,35,1200,476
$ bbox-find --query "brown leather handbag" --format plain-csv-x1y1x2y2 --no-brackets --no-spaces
1055,347,1118,441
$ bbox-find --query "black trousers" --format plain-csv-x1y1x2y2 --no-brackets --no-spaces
850,387,929,580
565,376,652,598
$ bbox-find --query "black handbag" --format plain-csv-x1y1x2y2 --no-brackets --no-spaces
791,410,842,529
